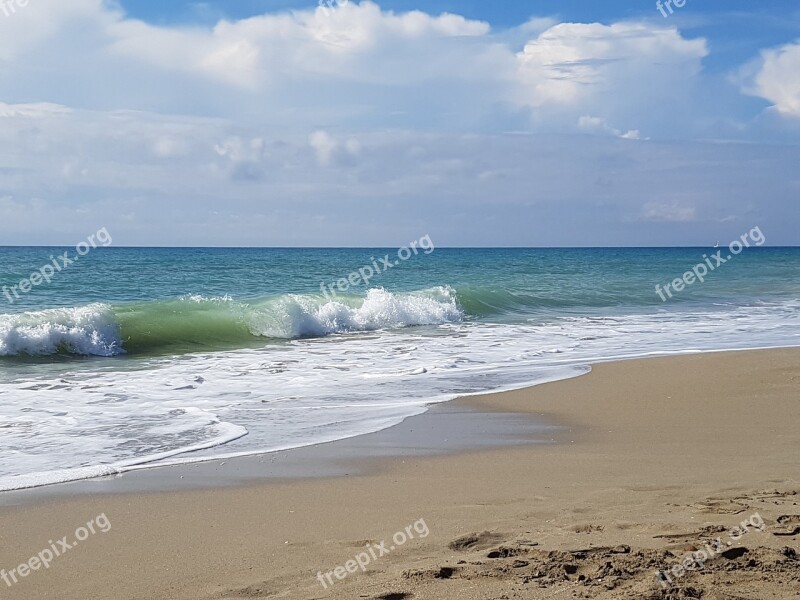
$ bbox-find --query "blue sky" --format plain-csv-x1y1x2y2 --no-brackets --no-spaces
121,0,798,30
121,0,800,63
0,0,798,246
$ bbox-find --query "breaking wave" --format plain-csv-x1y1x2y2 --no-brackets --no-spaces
0,287,464,357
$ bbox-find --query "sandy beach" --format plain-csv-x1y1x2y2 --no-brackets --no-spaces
1,349,799,599
3,2,799,598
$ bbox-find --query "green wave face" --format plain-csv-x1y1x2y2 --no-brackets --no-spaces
116,289,466,355
113,297,266,355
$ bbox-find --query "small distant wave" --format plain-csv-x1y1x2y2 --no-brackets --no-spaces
0,287,464,357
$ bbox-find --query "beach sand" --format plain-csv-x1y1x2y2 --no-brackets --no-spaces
0,349,799,599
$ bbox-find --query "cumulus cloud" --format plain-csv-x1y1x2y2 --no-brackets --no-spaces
515,22,708,134
742,41,800,118
102,1,491,90
309,130,361,166
214,136,268,180
516,22,705,104
0,0,714,135
0,0,113,61
308,131,338,166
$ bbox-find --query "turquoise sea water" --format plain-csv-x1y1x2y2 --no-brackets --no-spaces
1,246,799,490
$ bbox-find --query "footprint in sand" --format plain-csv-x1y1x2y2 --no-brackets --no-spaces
486,546,523,559
404,566,457,581
224,583,274,598
448,531,505,552
690,499,749,514
653,524,727,542
720,546,750,560
572,523,604,533
774,515,800,536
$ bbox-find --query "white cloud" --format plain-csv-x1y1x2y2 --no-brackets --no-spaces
0,102,72,118
0,0,113,61
309,130,338,166
577,115,643,140
743,41,800,118
309,130,361,166
104,2,490,90
642,202,697,223
153,137,190,159
214,136,268,180
0,0,715,137
516,22,708,107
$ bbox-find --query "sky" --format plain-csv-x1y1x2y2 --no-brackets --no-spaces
0,0,798,247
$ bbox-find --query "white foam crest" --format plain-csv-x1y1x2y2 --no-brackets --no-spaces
0,303,123,356
248,287,463,338
180,294,235,304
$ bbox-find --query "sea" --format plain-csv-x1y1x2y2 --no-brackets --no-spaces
1,246,799,491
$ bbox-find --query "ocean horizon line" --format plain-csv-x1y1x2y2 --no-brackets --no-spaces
0,245,797,250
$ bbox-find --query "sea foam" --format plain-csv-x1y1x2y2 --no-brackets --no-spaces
0,304,123,356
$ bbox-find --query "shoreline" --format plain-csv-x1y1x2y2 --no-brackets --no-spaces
2,344,797,500
0,348,798,599
0,398,569,505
